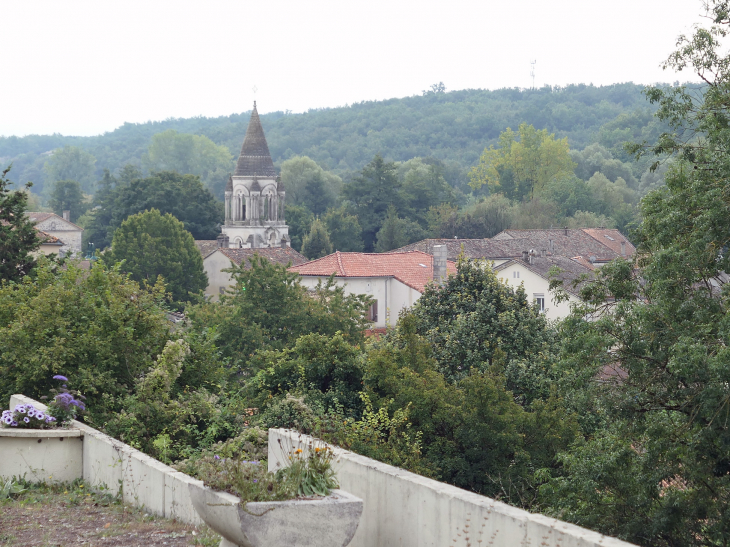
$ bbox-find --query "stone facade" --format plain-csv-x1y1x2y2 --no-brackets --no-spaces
27,213,84,256
222,102,290,249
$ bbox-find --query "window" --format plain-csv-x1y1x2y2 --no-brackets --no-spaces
368,300,378,322
219,286,226,295
513,271,520,279
534,294,545,313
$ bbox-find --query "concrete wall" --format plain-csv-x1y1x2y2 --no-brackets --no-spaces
298,276,421,328
268,429,637,547
0,428,83,483
496,262,580,321
7,395,203,525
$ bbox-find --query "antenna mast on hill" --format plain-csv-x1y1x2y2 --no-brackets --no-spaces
530,60,536,89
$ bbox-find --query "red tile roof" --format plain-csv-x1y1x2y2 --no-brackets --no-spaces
582,228,635,257
38,230,63,245
289,250,457,293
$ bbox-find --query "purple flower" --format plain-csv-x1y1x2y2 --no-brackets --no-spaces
46,417,56,423
17,406,27,414
23,417,30,424
11,421,17,427
53,375,68,382
27,409,36,418
214,455,220,460
35,412,45,420
252,479,258,483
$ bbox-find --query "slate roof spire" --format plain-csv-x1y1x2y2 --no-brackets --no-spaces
234,102,277,177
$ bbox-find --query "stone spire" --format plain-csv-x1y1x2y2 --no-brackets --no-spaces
233,102,277,177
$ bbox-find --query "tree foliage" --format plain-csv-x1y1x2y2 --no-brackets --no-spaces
106,209,207,306
412,257,554,385
48,179,88,223
469,123,576,199
191,256,371,374
43,146,97,193
142,130,234,199
301,218,333,259
0,166,40,282
85,170,222,249
540,5,730,543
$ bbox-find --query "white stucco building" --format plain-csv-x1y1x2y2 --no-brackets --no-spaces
288,250,456,328
494,254,593,321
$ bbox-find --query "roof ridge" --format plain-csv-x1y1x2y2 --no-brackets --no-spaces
336,250,345,276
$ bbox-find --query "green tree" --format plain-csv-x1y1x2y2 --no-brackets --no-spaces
322,206,364,252
0,260,170,423
106,209,207,306
280,156,341,211
194,256,371,374
541,5,730,543
397,158,456,227
285,203,314,252
374,206,427,252
469,123,576,199
432,195,513,239
142,130,234,198
0,166,40,282
86,171,222,249
301,218,333,259
363,312,576,504
48,180,88,222
412,256,554,384
43,146,97,193
343,155,402,252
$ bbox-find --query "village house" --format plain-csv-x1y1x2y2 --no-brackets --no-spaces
26,211,83,257
196,239,306,300
288,249,456,328
392,228,632,319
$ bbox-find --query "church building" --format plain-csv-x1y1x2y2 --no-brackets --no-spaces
221,102,290,249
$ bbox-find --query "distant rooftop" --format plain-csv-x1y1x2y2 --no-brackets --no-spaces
289,250,457,293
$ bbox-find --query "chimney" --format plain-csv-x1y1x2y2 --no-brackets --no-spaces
433,245,448,284
564,226,568,236
541,248,546,258
621,240,626,257
63,210,70,222
216,233,230,248
549,239,554,253
522,250,529,263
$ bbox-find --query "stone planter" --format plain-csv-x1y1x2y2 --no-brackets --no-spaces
0,428,83,483
188,482,363,547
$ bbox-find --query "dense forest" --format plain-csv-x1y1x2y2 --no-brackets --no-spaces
1,82,676,254
1,83,665,193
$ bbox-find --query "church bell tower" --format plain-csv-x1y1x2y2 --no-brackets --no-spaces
221,102,290,249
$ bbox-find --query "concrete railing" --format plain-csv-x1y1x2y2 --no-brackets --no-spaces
6,394,204,525
268,428,637,547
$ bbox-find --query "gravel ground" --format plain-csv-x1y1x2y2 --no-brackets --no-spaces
0,481,220,547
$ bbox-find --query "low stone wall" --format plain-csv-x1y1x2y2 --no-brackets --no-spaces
7,395,203,525
268,428,637,547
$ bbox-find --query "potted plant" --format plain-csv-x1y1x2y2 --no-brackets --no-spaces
1,375,86,429
181,437,363,547
1,375,87,483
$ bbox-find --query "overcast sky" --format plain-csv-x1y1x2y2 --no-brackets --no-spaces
0,0,708,137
